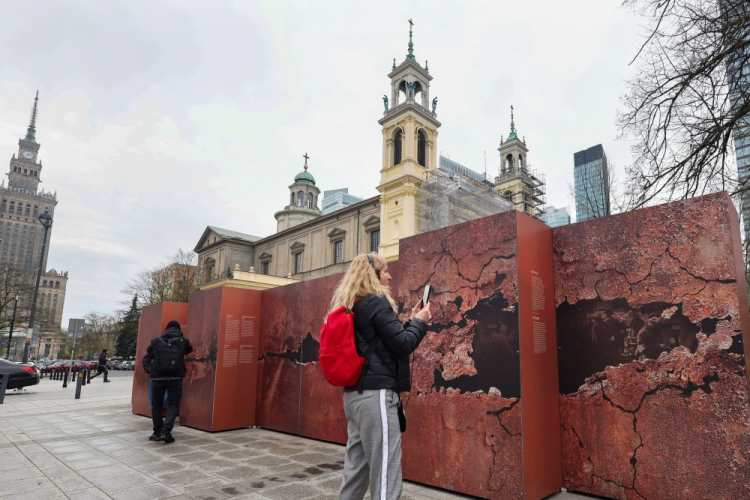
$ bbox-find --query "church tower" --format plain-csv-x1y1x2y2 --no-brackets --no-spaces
377,21,441,261
274,154,322,232
495,107,546,218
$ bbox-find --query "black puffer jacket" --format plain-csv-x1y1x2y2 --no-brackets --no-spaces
142,327,193,379
346,294,428,392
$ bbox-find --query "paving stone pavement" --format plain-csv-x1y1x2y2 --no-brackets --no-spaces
0,372,592,499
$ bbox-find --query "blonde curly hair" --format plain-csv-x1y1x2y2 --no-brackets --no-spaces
329,253,397,313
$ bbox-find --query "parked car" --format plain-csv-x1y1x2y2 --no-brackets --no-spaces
0,359,40,389
42,361,65,373
120,360,135,371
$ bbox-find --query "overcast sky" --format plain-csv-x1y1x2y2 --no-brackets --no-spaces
0,1,644,326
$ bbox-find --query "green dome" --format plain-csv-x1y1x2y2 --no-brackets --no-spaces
295,170,316,185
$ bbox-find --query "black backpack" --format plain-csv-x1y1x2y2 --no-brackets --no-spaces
153,336,185,376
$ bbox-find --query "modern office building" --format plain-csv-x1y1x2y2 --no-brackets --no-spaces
321,188,363,215
574,144,610,222
542,205,571,227
726,10,750,239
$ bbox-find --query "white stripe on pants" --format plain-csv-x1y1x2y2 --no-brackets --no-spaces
339,389,403,500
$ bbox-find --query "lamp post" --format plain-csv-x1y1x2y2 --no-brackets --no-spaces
23,212,53,364
5,292,19,359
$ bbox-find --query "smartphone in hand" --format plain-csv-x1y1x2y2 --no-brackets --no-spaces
419,284,431,308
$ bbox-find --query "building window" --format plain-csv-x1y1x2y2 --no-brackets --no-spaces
307,192,313,209
333,240,343,264
290,192,295,206
262,261,270,275
294,252,303,274
393,129,402,165
370,230,380,252
417,130,426,167
297,191,304,207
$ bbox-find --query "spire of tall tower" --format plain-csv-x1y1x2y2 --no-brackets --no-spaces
25,90,39,142
406,19,415,61
507,105,518,141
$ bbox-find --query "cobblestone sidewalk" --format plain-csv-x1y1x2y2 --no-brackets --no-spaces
0,373,588,499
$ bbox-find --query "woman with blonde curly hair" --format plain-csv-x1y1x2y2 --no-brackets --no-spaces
333,253,432,500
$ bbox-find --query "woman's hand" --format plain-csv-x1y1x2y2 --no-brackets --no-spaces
410,301,422,319
415,301,432,323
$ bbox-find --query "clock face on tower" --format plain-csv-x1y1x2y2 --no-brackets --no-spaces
22,151,33,160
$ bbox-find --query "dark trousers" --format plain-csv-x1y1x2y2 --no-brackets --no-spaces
151,379,183,434
90,366,108,379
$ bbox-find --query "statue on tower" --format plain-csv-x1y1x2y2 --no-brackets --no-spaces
407,82,415,99
383,95,389,112
432,97,438,114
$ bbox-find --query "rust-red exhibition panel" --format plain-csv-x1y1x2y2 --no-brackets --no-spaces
517,215,562,500
397,211,560,500
132,302,189,417
180,287,261,432
554,193,750,499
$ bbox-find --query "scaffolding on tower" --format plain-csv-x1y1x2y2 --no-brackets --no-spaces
416,166,515,234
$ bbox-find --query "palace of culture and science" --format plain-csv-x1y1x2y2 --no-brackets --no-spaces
2,92,68,359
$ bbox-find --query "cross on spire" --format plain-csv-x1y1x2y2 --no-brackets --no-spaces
303,152,310,170
406,19,415,60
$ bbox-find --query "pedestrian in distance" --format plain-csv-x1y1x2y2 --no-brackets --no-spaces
331,253,432,500
142,320,193,444
90,349,110,382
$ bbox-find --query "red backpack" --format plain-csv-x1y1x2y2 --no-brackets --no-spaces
319,306,364,387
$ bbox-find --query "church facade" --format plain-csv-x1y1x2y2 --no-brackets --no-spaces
195,26,544,286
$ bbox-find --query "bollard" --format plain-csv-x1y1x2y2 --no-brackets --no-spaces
87,368,92,384
62,370,68,388
0,374,8,404
74,372,82,399
81,370,86,386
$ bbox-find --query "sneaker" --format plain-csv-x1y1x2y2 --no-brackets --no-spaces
162,433,175,444
104,380,111,383
148,433,163,442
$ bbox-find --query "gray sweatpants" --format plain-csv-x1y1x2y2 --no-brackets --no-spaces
339,389,402,500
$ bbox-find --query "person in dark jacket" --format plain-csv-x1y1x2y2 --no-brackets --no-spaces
331,253,432,500
142,320,193,443
90,349,110,382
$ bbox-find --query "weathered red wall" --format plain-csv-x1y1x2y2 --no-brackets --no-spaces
132,302,189,417
256,263,400,444
554,193,750,499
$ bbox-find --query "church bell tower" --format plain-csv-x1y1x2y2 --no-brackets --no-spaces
377,20,441,261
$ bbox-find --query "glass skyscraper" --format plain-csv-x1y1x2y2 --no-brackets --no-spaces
726,4,750,239
541,205,571,227
574,144,610,222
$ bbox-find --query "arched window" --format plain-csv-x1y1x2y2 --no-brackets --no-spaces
503,190,513,200
417,130,426,167
297,191,304,207
290,192,295,205
393,129,403,166
307,192,313,209
506,154,514,171
518,154,524,169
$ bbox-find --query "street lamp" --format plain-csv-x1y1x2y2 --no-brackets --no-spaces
5,292,19,359
23,212,53,364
